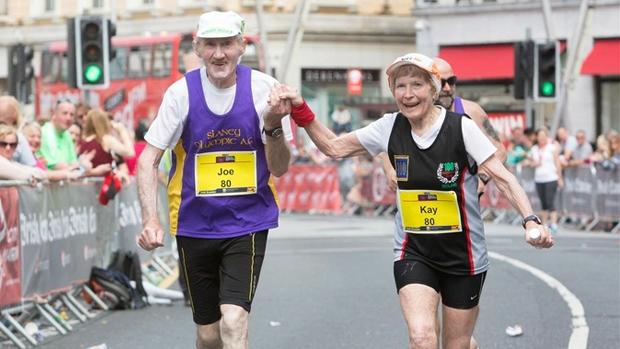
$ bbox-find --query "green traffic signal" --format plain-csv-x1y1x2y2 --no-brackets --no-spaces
84,64,103,83
540,81,555,96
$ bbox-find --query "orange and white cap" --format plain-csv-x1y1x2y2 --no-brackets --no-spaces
386,53,441,93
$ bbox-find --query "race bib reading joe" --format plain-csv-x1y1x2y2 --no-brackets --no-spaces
398,189,462,234
195,151,258,197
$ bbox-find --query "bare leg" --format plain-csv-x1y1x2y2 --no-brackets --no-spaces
442,305,479,349
196,321,223,349
219,304,249,349
399,284,441,349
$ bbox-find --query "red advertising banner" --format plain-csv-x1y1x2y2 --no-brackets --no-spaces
0,187,22,307
487,111,526,140
273,164,342,213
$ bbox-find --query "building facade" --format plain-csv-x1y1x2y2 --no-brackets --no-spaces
414,0,620,139
0,0,417,127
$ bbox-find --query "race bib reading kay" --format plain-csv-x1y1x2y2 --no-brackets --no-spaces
195,151,258,196
398,189,462,234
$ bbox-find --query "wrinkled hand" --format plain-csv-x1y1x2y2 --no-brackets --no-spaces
276,85,304,107
524,224,554,249
137,219,164,251
265,84,292,128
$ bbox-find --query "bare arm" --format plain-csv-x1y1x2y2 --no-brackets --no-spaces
136,144,165,251
303,120,367,159
479,155,553,248
464,100,506,163
264,133,290,177
377,152,397,192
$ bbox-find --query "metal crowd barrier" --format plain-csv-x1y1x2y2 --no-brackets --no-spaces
480,163,620,233
0,178,176,348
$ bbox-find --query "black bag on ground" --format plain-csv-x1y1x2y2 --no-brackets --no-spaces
108,250,148,309
89,267,135,310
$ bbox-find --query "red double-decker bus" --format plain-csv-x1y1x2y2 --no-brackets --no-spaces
36,33,264,128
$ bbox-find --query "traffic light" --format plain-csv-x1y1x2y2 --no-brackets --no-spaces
7,44,35,103
513,40,534,100
68,15,110,89
535,42,559,100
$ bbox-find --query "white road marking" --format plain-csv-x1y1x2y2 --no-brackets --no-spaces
489,251,589,349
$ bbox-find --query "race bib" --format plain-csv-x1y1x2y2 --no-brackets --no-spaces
195,151,258,197
398,189,462,234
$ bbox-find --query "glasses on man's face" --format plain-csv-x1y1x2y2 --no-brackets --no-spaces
441,76,457,87
0,141,18,150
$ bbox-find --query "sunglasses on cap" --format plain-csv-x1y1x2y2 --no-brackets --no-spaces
0,141,18,150
441,76,457,87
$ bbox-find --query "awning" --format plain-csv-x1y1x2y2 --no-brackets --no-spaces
438,44,514,81
581,38,620,76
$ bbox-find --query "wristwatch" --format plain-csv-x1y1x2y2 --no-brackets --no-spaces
263,126,283,139
522,214,542,228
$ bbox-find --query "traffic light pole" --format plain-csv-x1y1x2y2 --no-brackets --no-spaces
524,29,534,128
549,0,591,137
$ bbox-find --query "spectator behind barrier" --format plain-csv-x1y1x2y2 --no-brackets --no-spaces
38,99,80,170
21,121,83,181
0,95,37,167
79,109,135,178
590,134,612,164
566,130,593,167
0,124,46,182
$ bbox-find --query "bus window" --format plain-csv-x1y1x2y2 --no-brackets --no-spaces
41,51,61,84
110,47,128,80
128,45,151,79
152,43,172,78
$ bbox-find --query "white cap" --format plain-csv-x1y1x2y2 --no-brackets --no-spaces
196,11,245,38
386,53,442,93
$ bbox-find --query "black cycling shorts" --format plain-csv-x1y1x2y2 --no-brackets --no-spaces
393,259,486,309
535,180,558,211
177,231,268,325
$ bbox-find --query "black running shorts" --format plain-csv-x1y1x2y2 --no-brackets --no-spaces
394,259,486,309
177,231,268,325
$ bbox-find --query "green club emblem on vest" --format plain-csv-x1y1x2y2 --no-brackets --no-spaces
437,161,459,185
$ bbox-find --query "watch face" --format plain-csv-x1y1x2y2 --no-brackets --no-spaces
268,127,283,138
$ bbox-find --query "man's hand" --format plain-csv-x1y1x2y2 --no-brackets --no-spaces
137,219,165,251
524,222,554,249
265,84,292,128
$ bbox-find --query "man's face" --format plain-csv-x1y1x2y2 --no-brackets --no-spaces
435,63,457,110
194,36,245,88
52,102,75,131
576,131,587,145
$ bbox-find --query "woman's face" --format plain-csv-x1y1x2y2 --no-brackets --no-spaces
0,133,18,160
23,127,41,152
68,124,81,143
537,130,549,145
393,73,435,122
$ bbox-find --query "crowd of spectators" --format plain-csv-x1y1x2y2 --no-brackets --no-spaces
0,95,146,187
505,125,620,170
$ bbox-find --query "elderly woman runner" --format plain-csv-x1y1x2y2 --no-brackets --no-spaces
275,53,554,349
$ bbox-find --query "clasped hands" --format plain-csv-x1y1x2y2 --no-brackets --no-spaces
265,85,314,127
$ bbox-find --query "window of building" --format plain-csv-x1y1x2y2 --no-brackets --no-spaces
93,0,104,8
600,79,620,134
0,0,7,16
45,0,55,12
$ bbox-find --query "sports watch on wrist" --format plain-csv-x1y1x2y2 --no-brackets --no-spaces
263,126,283,139
522,214,542,228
